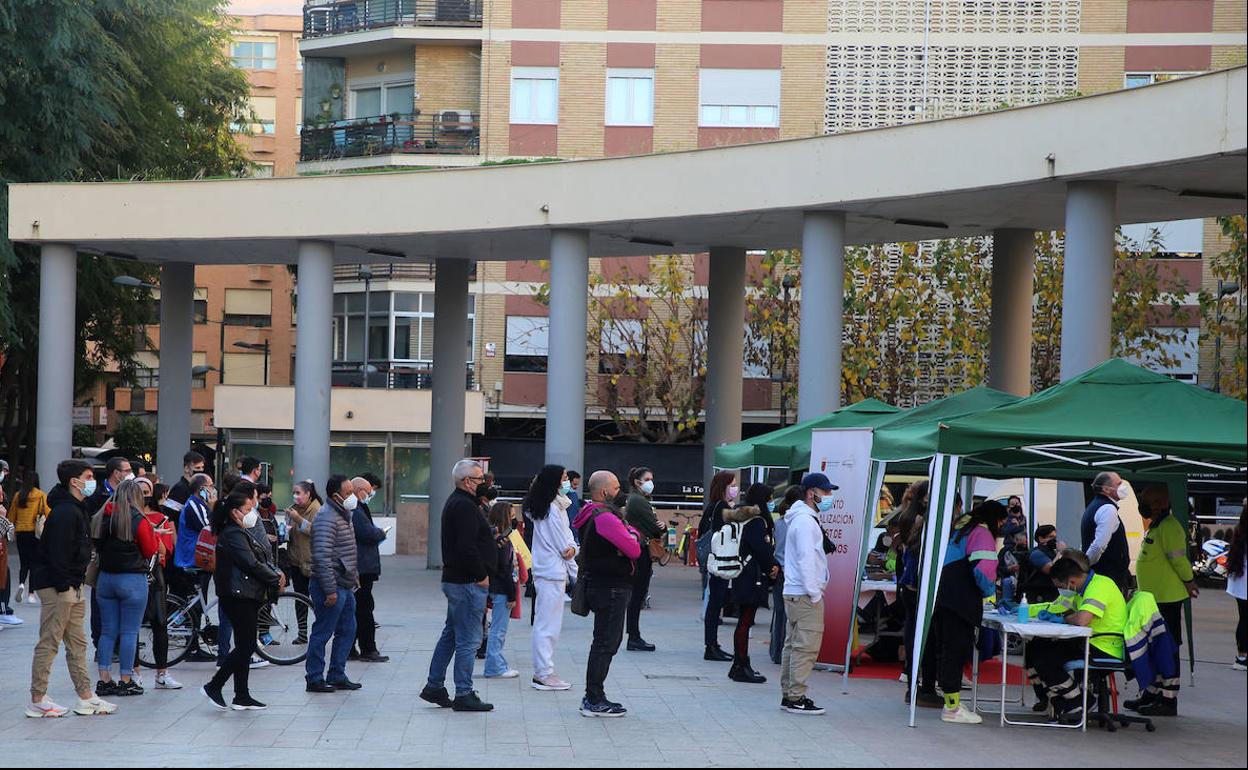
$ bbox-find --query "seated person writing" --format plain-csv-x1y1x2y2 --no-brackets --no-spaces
1023,553,1126,720
1019,525,1062,604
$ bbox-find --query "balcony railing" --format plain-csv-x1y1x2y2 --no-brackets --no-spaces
333,262,478,281
304,0,483,38
300,112,480,161
332,362,475,390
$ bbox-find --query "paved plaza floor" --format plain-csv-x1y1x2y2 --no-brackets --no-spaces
0,557,1244,767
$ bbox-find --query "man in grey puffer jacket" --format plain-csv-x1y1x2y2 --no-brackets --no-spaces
305,475,361,693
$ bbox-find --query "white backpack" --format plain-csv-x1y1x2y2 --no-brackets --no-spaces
707,520,752,580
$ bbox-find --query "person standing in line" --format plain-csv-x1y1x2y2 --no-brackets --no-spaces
1228,501,1246,672
1129,485,1198,716
483,500,519,680
305,475,362,694
894,480,929,695
779,473,836,716
348,475,389,663
10,471,51,606
25,459,117,718
769,485,803,666
526,464,579,691
700,471,738,662
138,479,181,690
0,492,19,624
90,480,158,698
624,466,663,652
727,501,777,685
87,456,133,651
170,472,217,663
284,480,323,644
572,471,642,717
200,485,284,711
420,459,494,712
566,471,583,542
1081,471,1132,592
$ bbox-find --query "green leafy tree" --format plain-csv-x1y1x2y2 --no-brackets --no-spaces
112,416,156,464
0,0,252,466
1198,216,1247,399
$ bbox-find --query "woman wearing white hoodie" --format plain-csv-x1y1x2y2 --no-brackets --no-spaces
525,464,579,691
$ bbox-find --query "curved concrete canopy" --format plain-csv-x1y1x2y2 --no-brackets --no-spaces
9,67,1246,265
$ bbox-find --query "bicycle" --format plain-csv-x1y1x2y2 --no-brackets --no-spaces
137,589,314,668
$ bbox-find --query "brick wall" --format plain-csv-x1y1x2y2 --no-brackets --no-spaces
557,43,608,157
415,45,482,118
1078,47,1127,94
653,44,701,152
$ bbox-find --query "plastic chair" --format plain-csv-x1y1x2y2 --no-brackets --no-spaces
1063,633,1156,733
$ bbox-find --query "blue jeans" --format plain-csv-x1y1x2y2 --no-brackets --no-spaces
427,582,487,696
95,572,149,677
305,582,357,684
216,602,234,666
484,593,512,677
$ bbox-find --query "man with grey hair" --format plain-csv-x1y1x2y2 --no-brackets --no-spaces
1080,471,1131,591
349,476,389,663
421,459,494,712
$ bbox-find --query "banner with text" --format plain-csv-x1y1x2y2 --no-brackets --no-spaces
808,428,875,666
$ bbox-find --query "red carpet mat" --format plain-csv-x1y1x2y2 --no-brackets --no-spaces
848,652,1028,686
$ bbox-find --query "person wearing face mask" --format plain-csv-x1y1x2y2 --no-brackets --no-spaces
700,471,739,662
285,480,323,644
139,480,182,691
623,466,663,652
1081,472,1132,592
165,451,206,517
769,485,804,666
87,457,133,515
525,464,579,692
305,475,362,694
1021,525,1062,604
26,460,118,718
349,475,389,663
200,485,285,712
170,473,219,663
779,473,837,715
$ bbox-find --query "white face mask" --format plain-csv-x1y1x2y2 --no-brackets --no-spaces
242,510,260,529
1116,482,1130,500
123,472,136,482
640,480,654,495
364,492,376,504
559,480,572,496
341,493,358,512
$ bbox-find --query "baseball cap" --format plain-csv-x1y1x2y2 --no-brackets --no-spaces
801,472,839,492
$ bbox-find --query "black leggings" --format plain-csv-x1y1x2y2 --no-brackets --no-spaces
704,576,728,647
733,604,759,660
626,553,653,639
1237,598,1247,654
16,532,37,586
900,587,918,676
144,583,169,669
293,572,311,637
209,597,260,699
923,609,974,696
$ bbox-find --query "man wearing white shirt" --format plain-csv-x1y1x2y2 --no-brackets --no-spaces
780,472,836,716
1081,472,1131,591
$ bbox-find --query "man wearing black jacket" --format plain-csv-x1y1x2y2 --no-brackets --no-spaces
27,460,117,718
349,475,389,663
420,459,495,713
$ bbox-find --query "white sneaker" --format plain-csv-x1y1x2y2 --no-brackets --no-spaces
27,592,39,605
25,698,69,718
155,673,183,690
0,614,22,626
898,673,909,684
531,675,571,691
249,656,270,669
73,696,118,716
14,584,26,604
1232,657,1247,672
941,704,983,725
486,669,520,679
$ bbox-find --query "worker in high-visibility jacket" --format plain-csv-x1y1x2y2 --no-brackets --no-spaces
1130,485,1197,717
1024,554,1127,721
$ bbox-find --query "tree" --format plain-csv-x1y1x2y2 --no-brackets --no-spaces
743,250,800,423
112,416,156,465
1199,216,1247,399
0,0,252,467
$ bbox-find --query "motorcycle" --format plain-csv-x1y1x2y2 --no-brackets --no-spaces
1194,538,1230,585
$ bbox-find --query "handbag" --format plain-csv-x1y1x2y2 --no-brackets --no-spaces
570,573,591,617
647,537,667,563
194,528,218,573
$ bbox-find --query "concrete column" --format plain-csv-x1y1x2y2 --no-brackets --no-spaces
36,244,77,485
544,230,589,475
156,263,195,483
797,210,847,422
703,247,746,492
1059,181,1117,382
427,258,471,570
988,229,1036,397
293,241,334,490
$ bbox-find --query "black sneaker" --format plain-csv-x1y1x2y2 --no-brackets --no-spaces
231,696,268,711
185,649,217,663
580,698,627,718
293,635,309,646
1136,699,1177,717
419,685,453,708
306,680,336,694
780,697,826,715
201,684,228,711
114,680,144,697
627,637,656,652
452,691,494,712
703,645,733,662
915,689,944,709
1124,692,1156,712
347,650,361,661
357,652,390,663
328,678,362,691
95,680,118,697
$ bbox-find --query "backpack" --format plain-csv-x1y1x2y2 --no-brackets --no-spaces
194,527,218,573
707,520,752,580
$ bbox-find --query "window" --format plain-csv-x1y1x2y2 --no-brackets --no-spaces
231,40,277,70
233,96,277,136
1123,328,1199,383
251,163,274,178
134,351,160,389
698,69,781,128
192,352,208,389
1123,72,1198,89
350,81,415,119
224,288,272,327
606,69,654,126
148,288,209,324
510,67,559,125
599,319,645,374
1120,219,1204,257
505,316,549,372
332,291,475,366
223,352,267,386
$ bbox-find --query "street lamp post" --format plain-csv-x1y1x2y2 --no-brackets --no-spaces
1213,280,1241,393
233,340,271,386
359,265,373,388
779,273,796,427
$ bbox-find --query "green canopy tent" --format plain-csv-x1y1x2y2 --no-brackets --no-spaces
907,360,1248,725
713,398,900,481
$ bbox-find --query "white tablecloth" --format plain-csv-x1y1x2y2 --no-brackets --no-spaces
981,612,1092,640
858,579,898,608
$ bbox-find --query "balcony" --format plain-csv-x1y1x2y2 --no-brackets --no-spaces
333,262,478,282
300,112,479,162
303,0,483,38
331,362,476,390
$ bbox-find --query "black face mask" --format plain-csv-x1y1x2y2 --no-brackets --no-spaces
612,491,629,509
476,483,497,501
1009,505,1022,515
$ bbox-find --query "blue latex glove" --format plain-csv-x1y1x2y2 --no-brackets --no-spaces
1036,610,1063,624
998,601,1018,615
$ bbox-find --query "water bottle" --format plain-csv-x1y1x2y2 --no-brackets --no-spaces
1017,596,1030,624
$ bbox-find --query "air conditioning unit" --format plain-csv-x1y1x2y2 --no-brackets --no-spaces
438,109,475,132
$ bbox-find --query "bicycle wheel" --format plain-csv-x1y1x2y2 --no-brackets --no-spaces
137,593,196,669
255,591,313,665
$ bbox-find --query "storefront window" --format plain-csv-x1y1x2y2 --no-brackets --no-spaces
331,444,389,510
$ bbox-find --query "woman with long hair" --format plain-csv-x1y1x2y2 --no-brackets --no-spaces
483,501,519,679
92,479,160,697
727,497,777,685
285,479,324,643
623,466,664,652
1228,500,1247,672
895,479,929,689
137,479,182,690
201,485,283,711
525,464,578,691
700,470,739,662
10,470,50,605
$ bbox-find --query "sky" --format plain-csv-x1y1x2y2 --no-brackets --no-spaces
229,0,304,14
